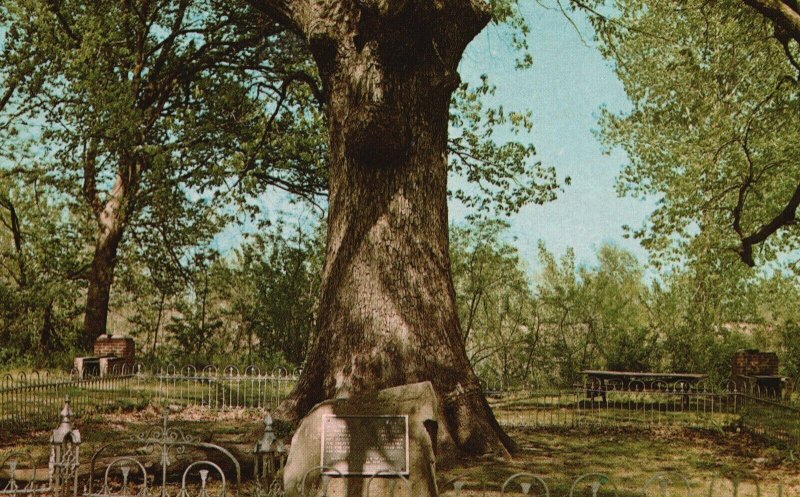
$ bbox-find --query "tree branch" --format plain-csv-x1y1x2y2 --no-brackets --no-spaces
148,0,191,83
0,194,27,288
731,139,755,240
569,0,673,41
729,78,795,266
742,0,800,45
777,33,800,79
0,80,19,114
737,182,800,265
246,0,304,34
281,71,325,105
82,141,103,221
45,0,82,45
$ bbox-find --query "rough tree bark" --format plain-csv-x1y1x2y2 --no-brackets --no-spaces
83,223,125,348
39,301,55,353
741,0,800,44
253,0,516,456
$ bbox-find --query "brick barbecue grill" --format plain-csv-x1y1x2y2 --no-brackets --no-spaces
74,335,136,377
732,349,783,396
93,335,135,360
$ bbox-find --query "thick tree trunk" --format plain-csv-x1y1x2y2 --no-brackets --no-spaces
83,226,125,349
39,301,56,353
82,173,133,350
0,195,27,288
271,0,515,457
152,291,166,354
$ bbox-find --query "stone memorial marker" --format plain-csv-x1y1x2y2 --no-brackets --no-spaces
321,415,409,475
283,381,454,497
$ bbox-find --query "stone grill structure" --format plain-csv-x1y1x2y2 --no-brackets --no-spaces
732,349,779,376
74,335,136,378
732,349,783,396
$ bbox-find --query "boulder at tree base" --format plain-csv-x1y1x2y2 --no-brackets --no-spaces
283,381,455,497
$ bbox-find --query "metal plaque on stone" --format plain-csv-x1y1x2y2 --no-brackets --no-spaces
320,414,409,475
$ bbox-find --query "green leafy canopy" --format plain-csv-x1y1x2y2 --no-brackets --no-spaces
593,0,800,269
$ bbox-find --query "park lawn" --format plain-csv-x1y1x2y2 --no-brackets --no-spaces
442,425,800,496
1,407,798,495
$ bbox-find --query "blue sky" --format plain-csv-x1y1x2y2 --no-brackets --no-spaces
452,3,656,270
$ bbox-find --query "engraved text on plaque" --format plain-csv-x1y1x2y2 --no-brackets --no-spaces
320,415,409,475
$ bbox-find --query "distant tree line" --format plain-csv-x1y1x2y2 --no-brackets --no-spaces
3,200,798,389
451,219,800,387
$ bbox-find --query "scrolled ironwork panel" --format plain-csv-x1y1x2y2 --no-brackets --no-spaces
501,473,549,496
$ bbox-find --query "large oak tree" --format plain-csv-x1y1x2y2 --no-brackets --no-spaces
247,0,525,456
1,0,553,454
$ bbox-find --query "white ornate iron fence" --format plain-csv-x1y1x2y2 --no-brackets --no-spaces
485,380,800,451
286,467,791,497
1,400,262,497
435,471,790,497
0,365,300,432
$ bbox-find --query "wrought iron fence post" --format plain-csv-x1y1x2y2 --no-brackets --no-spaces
49,397,81,497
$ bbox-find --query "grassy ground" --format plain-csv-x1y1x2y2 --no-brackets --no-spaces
442,425,800,496
2,406,798,496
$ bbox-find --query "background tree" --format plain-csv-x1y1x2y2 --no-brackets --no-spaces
591,0,800,268
0,172,86,364
212,219,324,366
0,0,325,349
450,218,541,387
645,260,751,378
243,0,569,456
532,243,654,384
533,244,588,385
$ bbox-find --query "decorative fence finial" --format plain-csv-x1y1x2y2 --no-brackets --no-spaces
51,396,80,445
